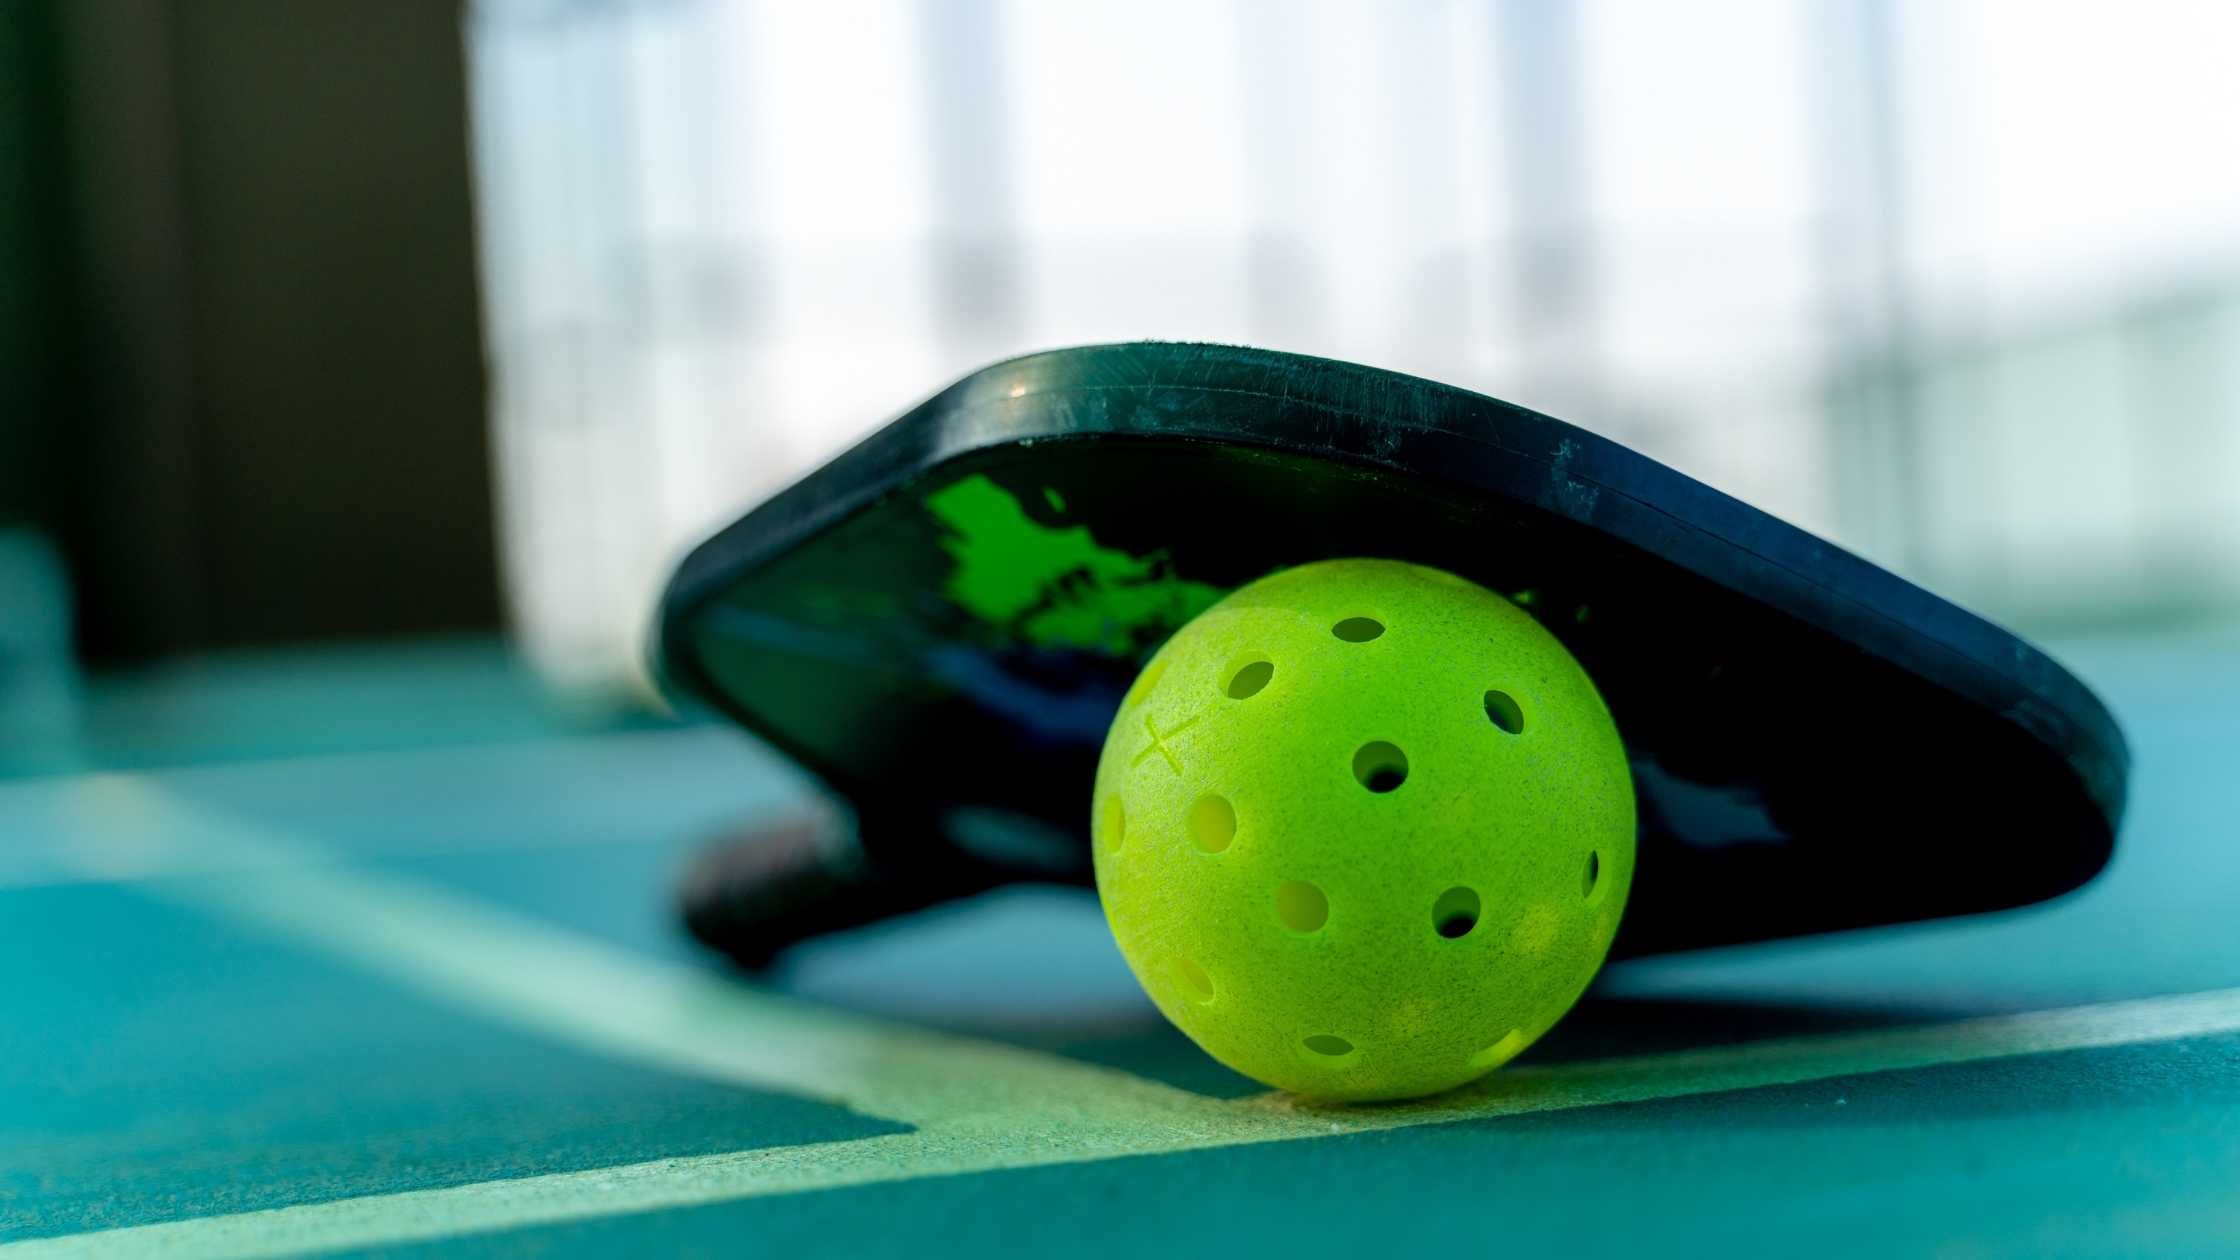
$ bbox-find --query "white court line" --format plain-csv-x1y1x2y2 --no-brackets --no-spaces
18,989,2240,1260
11,776,2240,1257
27,777,1264,1132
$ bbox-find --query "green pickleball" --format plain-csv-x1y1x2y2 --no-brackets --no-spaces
1091,558,1635,1101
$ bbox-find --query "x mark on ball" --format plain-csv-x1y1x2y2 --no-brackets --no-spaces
1131,712,1200,773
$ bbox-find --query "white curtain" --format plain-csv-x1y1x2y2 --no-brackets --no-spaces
468,0,2240,688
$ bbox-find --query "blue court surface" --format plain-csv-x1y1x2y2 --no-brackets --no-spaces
4,632,2239,1257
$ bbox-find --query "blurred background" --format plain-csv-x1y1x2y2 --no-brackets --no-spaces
3,0,2239,769
11,11,2240,1243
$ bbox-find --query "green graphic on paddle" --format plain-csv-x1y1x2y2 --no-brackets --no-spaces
925,474,1223,656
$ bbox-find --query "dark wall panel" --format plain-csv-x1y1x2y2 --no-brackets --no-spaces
57,0,499,660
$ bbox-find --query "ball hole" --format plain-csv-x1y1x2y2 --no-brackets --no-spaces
1275,880,1329,933
1226,660,1274,700
1583,851,1602,899
1302,1034,1355,1058
1483,689,1525,734
1188,795,1236,853
1352,741,1408,793
1433,886,1481,939
1468,1028,1527,1071
1173,956,1216,1004
1126,656,1168,707
1332,617,1385,642
1101,795,1125,854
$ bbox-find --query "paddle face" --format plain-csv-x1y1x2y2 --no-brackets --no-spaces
658,342,2126,962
